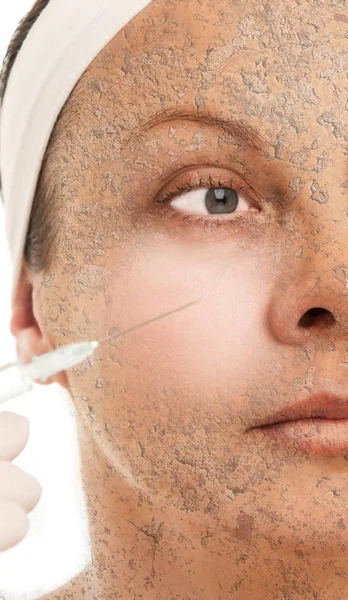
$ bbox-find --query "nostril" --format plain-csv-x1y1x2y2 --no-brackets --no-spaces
299,307,334,328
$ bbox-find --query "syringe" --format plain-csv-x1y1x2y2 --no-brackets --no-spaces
0,301,198,405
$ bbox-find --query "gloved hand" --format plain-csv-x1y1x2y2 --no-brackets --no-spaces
0,411,42,551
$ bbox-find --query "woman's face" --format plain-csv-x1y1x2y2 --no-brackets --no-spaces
25,0,347,569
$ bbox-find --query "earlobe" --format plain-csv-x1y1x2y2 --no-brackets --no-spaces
9,261,67,387
10,261,47,354
10,263,37,337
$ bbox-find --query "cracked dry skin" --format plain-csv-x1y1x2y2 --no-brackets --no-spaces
20,0,347,598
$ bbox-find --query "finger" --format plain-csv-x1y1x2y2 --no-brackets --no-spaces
0,461,42,513
0,412,30,461
0,501,30,552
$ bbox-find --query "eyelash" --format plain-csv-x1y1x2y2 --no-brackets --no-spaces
155,173,260,228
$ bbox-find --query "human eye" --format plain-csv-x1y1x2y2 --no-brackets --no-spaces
155,170,261,229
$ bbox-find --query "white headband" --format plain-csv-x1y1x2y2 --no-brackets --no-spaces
0,0,152,307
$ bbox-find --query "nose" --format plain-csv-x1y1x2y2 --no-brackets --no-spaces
266,221,348,349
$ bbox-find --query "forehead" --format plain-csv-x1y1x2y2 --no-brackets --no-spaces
76,0,346,129
93,0,346,81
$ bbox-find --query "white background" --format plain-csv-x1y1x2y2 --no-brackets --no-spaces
0,4,91,598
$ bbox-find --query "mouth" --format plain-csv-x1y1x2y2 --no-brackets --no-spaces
249,391,348,455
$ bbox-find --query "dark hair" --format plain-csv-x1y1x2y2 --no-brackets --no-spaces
0,0,83,279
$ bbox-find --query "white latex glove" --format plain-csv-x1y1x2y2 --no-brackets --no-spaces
0,411,42,551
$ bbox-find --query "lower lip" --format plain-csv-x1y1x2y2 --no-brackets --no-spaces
255,418,348,455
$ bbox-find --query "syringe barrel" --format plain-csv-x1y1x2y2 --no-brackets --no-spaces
0,364,33,404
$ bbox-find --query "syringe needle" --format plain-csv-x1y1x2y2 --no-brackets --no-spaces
97,300,199,345
0,301,200,403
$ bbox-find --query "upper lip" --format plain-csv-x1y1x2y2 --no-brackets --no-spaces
252,391,348,429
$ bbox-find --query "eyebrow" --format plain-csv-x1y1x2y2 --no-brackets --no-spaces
121,107,270,157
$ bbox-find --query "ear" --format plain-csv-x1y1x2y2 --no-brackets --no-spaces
10,261,69,388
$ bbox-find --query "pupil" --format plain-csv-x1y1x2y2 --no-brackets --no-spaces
205,188,238,214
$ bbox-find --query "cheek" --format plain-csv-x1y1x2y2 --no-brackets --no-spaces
100,239,271,393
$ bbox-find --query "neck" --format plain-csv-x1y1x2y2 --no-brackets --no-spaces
74,413,215,598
